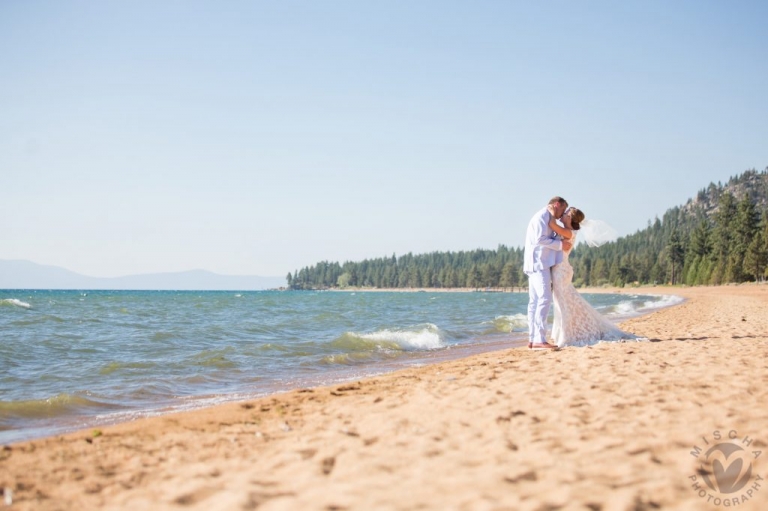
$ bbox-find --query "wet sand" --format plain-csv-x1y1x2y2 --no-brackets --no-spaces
2,285,767,510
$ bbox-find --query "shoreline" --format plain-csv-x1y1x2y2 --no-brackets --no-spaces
313,284,684,294
3,284,767,509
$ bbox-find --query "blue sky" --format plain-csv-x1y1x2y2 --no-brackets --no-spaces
2,1,767,278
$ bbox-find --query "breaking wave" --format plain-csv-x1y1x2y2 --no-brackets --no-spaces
330,323,445,352
0,298,31,309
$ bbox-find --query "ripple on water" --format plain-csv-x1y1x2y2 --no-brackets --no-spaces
99,361,159,376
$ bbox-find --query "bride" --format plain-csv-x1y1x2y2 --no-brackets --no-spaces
547,207,643,348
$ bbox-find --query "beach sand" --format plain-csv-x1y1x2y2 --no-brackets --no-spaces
2,285,767,510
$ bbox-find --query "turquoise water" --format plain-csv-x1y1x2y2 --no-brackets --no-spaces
0,290,678,444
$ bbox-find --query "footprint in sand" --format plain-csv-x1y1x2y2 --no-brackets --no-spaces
321,456,336,475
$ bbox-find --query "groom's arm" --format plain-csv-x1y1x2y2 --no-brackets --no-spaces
533,214,563,251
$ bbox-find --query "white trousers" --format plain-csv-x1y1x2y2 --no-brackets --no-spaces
527,269,552,345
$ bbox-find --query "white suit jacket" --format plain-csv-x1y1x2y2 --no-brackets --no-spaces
523,207,563,274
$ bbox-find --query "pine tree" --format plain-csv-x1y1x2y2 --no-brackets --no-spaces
744,210,768,281
684,256,700,286
466,265,481,289
590,259,608,286
726,196,759,282
710,192,736,284
609,259,621,286
744,234,767,281
481,263,499,288
689,220,712,257
667,230,685,285
500,262,517,290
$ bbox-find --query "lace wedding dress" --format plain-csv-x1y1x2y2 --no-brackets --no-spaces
551,234,642,347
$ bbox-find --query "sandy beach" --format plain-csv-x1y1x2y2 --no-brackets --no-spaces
2,285,767,510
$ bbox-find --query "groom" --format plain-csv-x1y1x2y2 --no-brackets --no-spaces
524,196,572,350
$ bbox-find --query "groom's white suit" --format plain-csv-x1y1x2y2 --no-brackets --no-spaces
524,207,565,345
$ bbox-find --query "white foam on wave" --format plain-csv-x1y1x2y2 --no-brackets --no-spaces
360,323,444,350
611,301,637,315
1,298,31,309
492,313,528,332
638,294,684,310
603,294,684,316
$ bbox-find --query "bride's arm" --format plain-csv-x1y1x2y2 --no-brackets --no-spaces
549,217,573,240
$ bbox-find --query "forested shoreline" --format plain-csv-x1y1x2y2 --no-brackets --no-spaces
287,169,768,290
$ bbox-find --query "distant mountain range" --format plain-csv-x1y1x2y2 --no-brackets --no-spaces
0,260,285,290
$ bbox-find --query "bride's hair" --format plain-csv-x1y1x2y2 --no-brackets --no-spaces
569,208,585,230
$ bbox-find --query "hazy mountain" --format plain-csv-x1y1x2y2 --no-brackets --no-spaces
0,260,285,290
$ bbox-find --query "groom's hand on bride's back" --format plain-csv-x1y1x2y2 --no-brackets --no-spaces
562,240,572,251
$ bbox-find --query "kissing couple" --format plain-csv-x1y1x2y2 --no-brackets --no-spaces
523,196,642,350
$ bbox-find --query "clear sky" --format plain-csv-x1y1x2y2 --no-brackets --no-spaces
2,1,767,279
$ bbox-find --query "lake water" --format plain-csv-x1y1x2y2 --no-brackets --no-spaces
0,289,680,444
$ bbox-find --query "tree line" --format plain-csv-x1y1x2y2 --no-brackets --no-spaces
287,169,768,290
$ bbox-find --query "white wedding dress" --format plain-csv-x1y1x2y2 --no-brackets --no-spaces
551,234,642,347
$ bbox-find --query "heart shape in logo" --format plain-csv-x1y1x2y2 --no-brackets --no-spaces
703,443,753,494
714,458,744,494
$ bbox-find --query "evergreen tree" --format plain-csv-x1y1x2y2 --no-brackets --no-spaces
764,210,768,278
689,220,712,257
466,265,481,289
710,193,736,284
481,263,499,288
500,262,517,289
727,195,759,282
744,233,767,282
590,259,608,286
744,210,768,281
666,230,685,285
517,267,528,290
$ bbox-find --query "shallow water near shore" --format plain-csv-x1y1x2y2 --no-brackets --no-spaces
0,289,679,443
